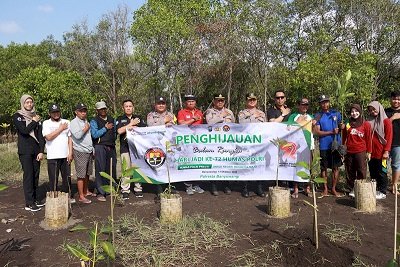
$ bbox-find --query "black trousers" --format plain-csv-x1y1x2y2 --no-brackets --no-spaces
94,145,117,196
19,154,40,206
368,158,388,194
47,158,71,194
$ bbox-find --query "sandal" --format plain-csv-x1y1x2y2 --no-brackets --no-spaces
332,191,344,198
78,198,92,204
86,192,97,197
97,196,106,202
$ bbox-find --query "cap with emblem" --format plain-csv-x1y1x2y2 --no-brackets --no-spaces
75,103,87,111
155,96,166,103
318,95,330,103
184,94,196,101
213,94,225,100
49,103,60,112
95,101,107,110
246,93,257,100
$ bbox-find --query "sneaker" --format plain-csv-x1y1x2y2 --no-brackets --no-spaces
70,198,76,204
122,192,130,200
134,191,143,198
35,200,46,207
97,195,106,202
193,185,204,194
376,192,387,200
186,186,194,195
349,191,355,198
25,203,41,212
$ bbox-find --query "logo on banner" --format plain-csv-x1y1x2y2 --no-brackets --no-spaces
144,147,166,169
279,142,298,160
222,125,230,132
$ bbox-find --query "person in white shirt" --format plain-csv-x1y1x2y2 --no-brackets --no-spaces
42,104,74,202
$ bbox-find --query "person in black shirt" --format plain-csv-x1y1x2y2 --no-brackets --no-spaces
116,99,146,199
90,101,116,202
385,91,400,194
267,90,291,122
13,94,45,212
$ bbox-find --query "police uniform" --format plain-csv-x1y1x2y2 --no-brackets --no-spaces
205,94,234,195
147,111,176,126
238,93,266,197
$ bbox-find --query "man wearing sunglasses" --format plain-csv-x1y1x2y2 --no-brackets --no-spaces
205,93,235,196
267,90,291,122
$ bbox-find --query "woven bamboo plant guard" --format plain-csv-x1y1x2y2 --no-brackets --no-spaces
160,194,182,224
45,191,69,228
354,180,376,212
268,186,290,218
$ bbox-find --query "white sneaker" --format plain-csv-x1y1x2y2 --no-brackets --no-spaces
186,186,194,195
193,185,205,194
376,192,386,200
349,191,355,198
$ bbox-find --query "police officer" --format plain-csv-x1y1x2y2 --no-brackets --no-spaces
147,97,176,126
238,93,266,197
205,93,235,195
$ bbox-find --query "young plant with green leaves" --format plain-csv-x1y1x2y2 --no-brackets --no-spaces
0,184,8,191
270,138,288,187
66,222,115,267
296,154,325,249
335,69,355,119
99,157,140,244
160,140,178,198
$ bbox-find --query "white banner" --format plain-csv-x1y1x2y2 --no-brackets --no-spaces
127,123,310,184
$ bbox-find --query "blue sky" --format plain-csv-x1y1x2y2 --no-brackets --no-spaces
0,0,146,46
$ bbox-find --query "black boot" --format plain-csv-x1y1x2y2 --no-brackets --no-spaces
256,183,265,197
211,183,219,196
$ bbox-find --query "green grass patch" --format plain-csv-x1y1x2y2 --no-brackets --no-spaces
114,213,237,266
0,143,22,183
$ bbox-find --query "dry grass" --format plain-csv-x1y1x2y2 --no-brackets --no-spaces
230,239,283,267
322,222,363,244
114,213,237,267
352,255,377,267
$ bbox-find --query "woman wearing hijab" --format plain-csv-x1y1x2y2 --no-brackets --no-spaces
367,101,393,200
13,95,45,212
342,104,372,197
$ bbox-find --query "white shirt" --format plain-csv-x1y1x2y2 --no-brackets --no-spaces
42,118,70,159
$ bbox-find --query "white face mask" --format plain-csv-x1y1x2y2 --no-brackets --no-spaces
350,108,360,119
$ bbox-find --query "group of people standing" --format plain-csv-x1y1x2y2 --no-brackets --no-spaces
12,89,400,212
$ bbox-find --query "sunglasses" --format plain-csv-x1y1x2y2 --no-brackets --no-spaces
275,96,285,99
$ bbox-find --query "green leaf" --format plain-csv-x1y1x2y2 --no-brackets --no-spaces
101,185,117,194
100,225,112,234
101,241,116,260
97,254,106,261
121,157,127,172
385,259,397,267
345,69,352,82
89,229,96,246
100,172,114,182
296,161,309,169
396,232,400,246
69,224,88,232
65,244,90,261
0,184,8,191
313,177,326,184
297,171,310,179
127,178,141,183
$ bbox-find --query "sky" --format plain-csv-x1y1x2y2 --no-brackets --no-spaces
0,0,146,46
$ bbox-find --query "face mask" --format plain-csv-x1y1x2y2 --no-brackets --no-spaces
351,109,360,119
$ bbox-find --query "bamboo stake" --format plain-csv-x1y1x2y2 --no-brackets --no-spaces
312,182,319,249
110,158,114,245
394,182,398,260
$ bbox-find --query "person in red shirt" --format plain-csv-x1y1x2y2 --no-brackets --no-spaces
342,104,372,197
177,95,205,195
367,101,393,199
177,95,203,125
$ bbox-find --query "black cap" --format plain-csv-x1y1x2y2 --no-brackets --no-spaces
214,94,225,100
155,96,166,103
75,103,87,111
246,93,257,100
318,95,330,103
49,103,60,112
184,94,196,101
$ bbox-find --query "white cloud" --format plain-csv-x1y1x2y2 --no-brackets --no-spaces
37,4,54,13
0,21,22,34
